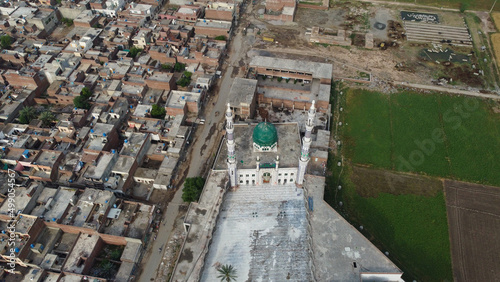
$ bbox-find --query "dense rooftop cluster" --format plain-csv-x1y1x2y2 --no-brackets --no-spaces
0,0,239,280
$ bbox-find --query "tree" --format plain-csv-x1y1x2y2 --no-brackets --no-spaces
81,87,92,99
61,18,74,27
161,63,172,71
1,35,12,49
176,71,192,87
74,87,92,109
150,104,166,119
174,62,185,72
129,47,143,58
217,264,237,282
19,106,36,124
214,35,227,41
182,177,205,203
39,110,55,127
73,96,91,109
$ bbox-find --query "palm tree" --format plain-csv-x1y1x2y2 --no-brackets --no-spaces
39,110,55,127
217,264,237,282
18,106,36,124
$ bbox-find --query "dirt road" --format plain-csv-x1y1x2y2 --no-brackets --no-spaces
137,20,253,282
393,81,500,99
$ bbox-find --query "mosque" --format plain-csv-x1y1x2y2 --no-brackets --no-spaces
223,101,316,188
171,102,404,282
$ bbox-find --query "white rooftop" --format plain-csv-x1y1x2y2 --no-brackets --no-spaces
201,184,312,281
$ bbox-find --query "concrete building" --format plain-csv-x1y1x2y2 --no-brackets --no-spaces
205,1,236,21
132,28,152,49
74,10,100,28
249,56,332,113
309,27,352,46
165,90,204,117
194,19,232,38
264,0,296,22
174,5,204,26
228,78,257,120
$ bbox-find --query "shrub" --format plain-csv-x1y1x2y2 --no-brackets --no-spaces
176,71,192,87
129,47,142,58
61,18,74,27
1,35,12,49
460,2,468,13
174,62,185,72
151,104,166,119
182,177,206,202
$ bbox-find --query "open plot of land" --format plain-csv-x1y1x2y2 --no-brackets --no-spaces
444,180,500,282
351,165,443,197
256,5,495,88
343,88,500,186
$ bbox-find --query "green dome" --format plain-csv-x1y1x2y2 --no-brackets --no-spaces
253,122,278,147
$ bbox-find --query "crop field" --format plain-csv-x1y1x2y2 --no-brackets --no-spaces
391,0,500,11
444,180,500,281
325,159,452,281
343,89,500,186
492,12,500,30
491,33,500,66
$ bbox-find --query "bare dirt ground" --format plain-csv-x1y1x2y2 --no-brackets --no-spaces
350,165,443,197
444,180,500,282
246,0,498,90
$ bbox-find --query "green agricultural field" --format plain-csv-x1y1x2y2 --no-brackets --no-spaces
343,89,500,186
325,155,452,281
392,0,500,12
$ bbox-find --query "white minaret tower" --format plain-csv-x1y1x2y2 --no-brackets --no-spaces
225,103,237,187
296,100,316,187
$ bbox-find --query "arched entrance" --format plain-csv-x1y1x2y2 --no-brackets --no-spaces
262,172,272,183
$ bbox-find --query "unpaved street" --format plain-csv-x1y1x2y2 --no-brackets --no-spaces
137,14,255,282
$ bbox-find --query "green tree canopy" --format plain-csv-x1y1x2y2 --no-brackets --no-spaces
176,71,192,87
19,106,36,124
73,96,91,109
174,62,185,72
1,35,12,49
161,63,172,71
214,35,226,41
129,47,143,58
150,104,166,119
182,177,206,203
74,87,92,109
217,264,237,282
39,110,55,127
81,87,92,99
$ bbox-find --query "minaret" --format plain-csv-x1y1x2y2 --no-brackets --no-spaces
226,103,237,187
296,100,316,186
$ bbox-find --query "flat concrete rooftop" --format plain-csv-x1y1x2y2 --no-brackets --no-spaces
303,175,403,281
171,171,228,281
229,78,257,106
250,56,333,80
201,184,311,281
214,123,300,170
